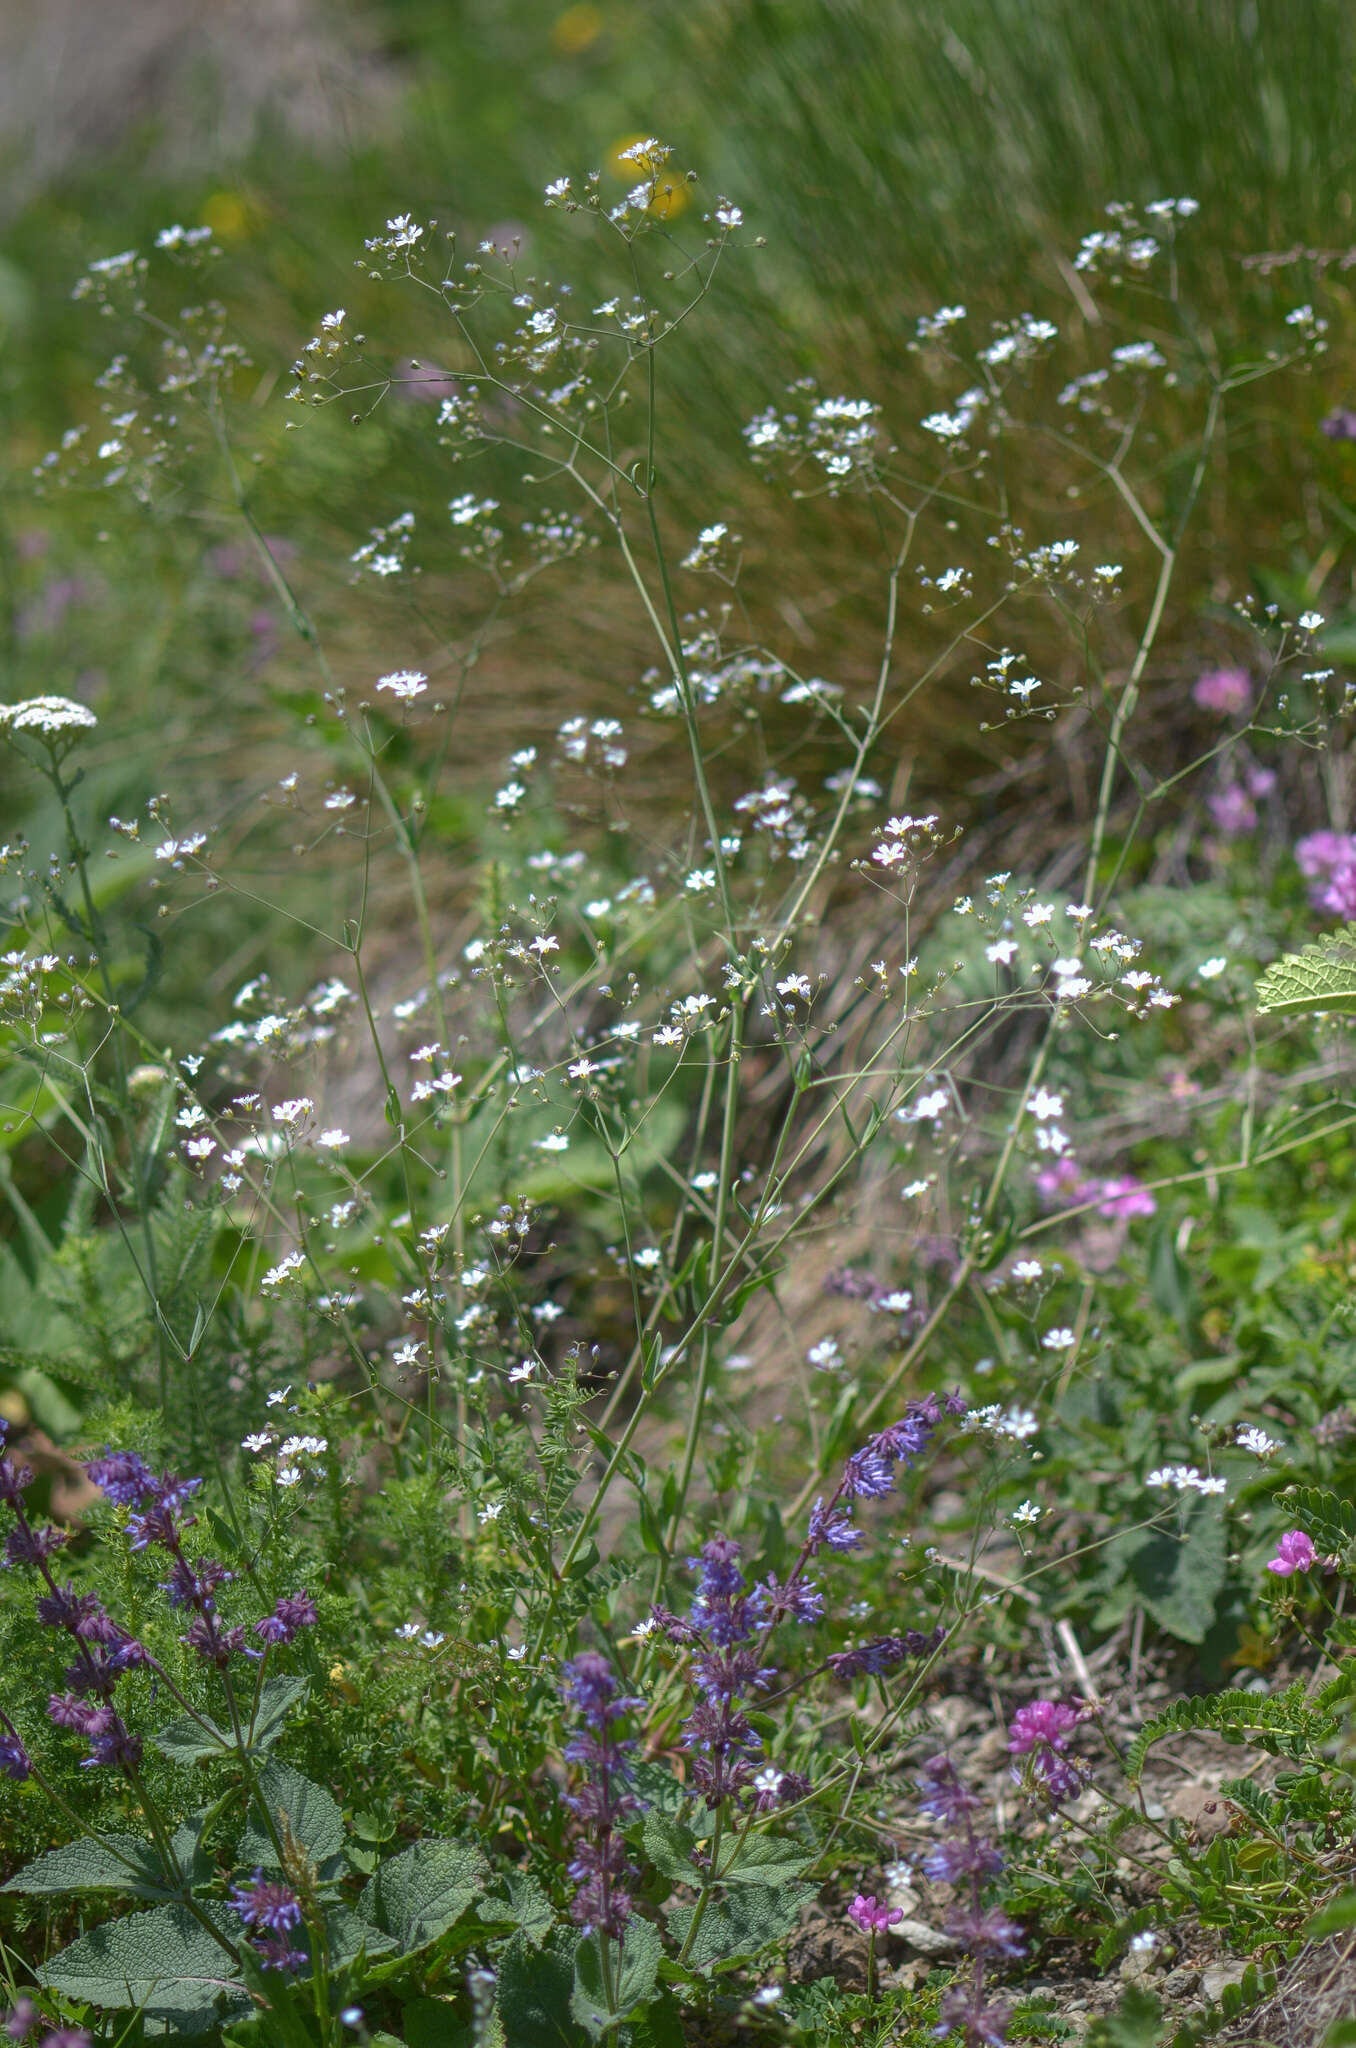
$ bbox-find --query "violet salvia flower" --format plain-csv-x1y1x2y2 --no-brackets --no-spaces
1267,1529,1317,1576
230,1871,309,1974
672,1539,779,1810
229,1870,304,1933
84,1450,157,1507
1008,1698,1086,1809
805,1395,952,1560
3,2008,92,2048
255,1591,319,1643
827,1625,946,1679
559,1651,644,1938
917,1754,1021,2047
0,1727,30,1781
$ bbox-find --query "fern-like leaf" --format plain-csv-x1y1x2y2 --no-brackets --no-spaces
1125,1681,1330,1782
1255,928,1356,1016
1283,1485,1356,1559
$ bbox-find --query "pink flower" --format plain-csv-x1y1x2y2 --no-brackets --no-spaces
847,1893,903,1935
1007,1700,1080,1756
1193,666,1251,715
1295,830,1356,879
1266,1529,1316,1577
1095,1175,1157,1220
1320,858,1356,922
1207,784,1257,837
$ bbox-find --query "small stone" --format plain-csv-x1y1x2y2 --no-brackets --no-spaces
1201,1963,1247,2003
892,1918,960,1958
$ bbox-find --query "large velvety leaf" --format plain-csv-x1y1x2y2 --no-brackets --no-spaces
715,1835,814,1887
640,1811,701,1885
40,1902,247,2032
4,1833,168,1899
497,1931,590,2047
570,1921,662,2038
154,1711,233,1764
245,1673,309,1752
238,1759,345,1869
359,1839,485,1953
324,1905,397,1966
1254,929,1356,1016
666,1882,816,1971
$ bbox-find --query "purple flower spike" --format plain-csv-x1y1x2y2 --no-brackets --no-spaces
255,1590,319,1644
1008,1699,1086,1810
0,1731,30,1781
84,1450,156,1507
230,1870,304,1934
1267,1529,1317,1577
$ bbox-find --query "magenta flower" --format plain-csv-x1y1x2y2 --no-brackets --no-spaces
1095,1175,1157,1220
847,1893,903,1935
1266,1529,1317,1577
1193,667,1251,715
1207,784,1257,837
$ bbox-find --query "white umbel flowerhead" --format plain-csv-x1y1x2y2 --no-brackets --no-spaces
0,695,98,741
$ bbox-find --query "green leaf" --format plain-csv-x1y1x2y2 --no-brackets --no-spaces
154,1711,233,1764
1083,1983,1164,2048
246,1673,309,1752
238,1759,346,1870
1309,1888,1356,1937
666,1882,816,1971
40,1901,248,2032
404,1997,497,2048
1287,1486,1356,1558
570,1921,663,2036
716,1835,813,1887
1124,1501,1228,1645
324,1904,397,1966
4,1833,168,1899
495,1869,554,1947
1255,928,1356,1015
641,1812,701,1885
359,1839,486,1954
1322,2022,1356,2048
497,1931,590,2047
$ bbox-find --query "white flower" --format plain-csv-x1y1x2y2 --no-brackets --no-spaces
265,1387,292,1408
1022,902,1053,928
807,1337,842,1371
1235,1425,1281,1457
986,939,1018,965
375,668,429,702
1027,1089,1063,1121
752,1767,784,1795
901,1179,931,1198
420,1631,446,1649
508,1360,536,1383
878,1290,913,1313
260,1251,305,1293
276,1467,302,1488
535,1132,570,1153
1042,1327,1076,1350
1197,957,1228,980
776,974,812,999
396,1622,422,1640
1299,611,1325,632
0,695,97,736
272,1097,314,1127
242,1432,274,1453
1010,1501,1043,1525
568,1057,599,1080
1011,1260,1043,1282
685,868,717,893
714,200,744,229
316,1128,349,1150
477,1500,504,1524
